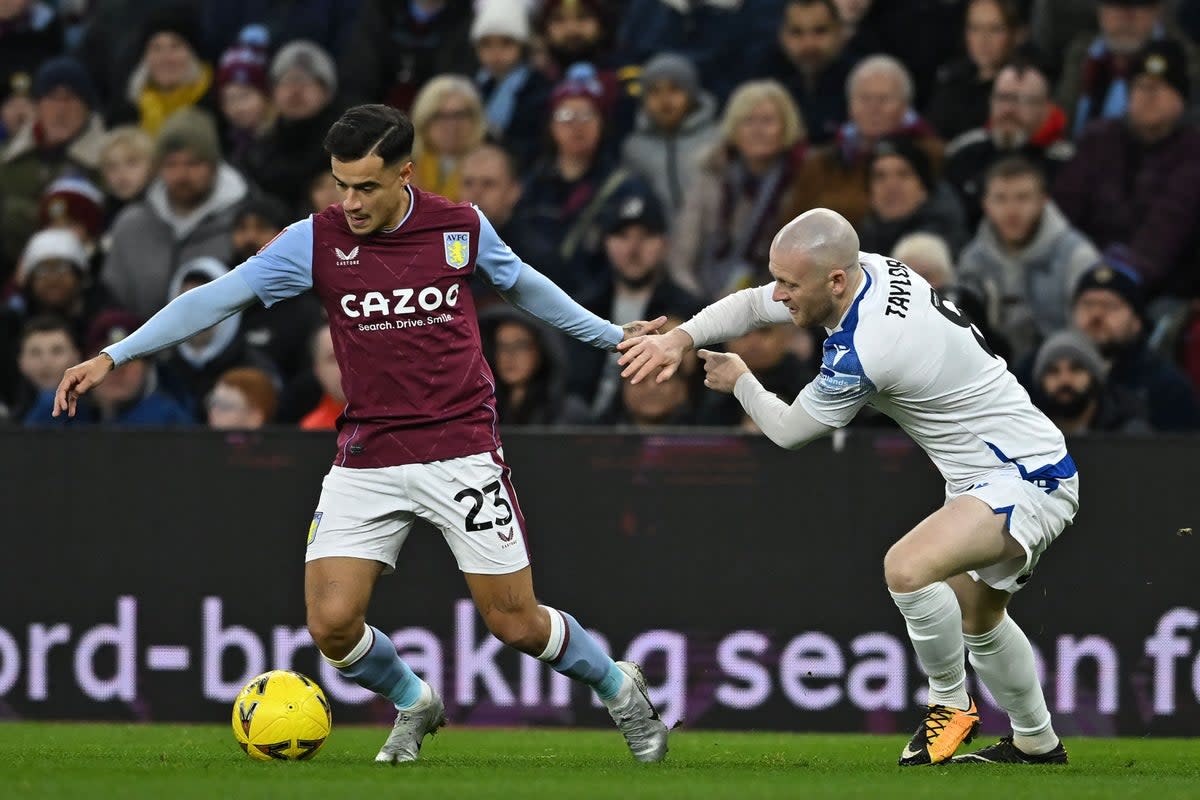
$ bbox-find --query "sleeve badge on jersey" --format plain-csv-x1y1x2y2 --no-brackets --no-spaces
444,232,470,269
307,511,323,545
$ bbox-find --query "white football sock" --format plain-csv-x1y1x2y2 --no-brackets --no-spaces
890,582,970,710
964,614,1058,755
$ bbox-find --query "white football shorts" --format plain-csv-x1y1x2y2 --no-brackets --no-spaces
951,471,1080,593
305,450,530,575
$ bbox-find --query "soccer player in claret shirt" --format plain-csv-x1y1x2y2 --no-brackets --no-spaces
620,209,1078,766
55,104,669,764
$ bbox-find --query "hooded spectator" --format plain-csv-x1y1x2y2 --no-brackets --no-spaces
102,108,248,319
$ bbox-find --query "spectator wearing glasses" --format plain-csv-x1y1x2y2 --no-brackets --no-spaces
925,0,1026,141
518,65,638,297
944,58,1074,230
409,75,486,203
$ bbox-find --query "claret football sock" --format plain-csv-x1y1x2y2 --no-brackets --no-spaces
322,624,424,710
964,614,1058,754
890,582,970,710
537,605,628,701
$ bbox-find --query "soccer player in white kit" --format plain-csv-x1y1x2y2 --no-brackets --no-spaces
619,209,1078,765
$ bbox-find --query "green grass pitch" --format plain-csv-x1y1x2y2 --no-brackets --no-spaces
2,723,1197,799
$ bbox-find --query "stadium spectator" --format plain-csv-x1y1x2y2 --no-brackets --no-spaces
669,80,807,299
338,0,474,112
14,314,79,422
957,157,1097,362
1053,40,1200,299
480,308,579,426
459,144,557,306
611,361,695,427
1031,329,1149,434
944,58,1074,230
537,0,614,82
299,323,343,431
1029,0,1096,82
615,0,784,104
97,125,154,219
410,76,486,202
572,186,702,420
1067,257,1200,431
621,53,719,216
892,231,956,290
846,0,977,107
471,0,551,170
231,194,325,379
697,323,815,428
833,0,876,50
102,108,247,319
241,40,342,212
1056,0,1200,138
24,308,193,426
158,256,278,418
114,4,215,135
519,65,638,297
201,1,361,61
0,0,63,141
73,2,183,113
206,366,278,430
857,136,968,261
306,167,341,215
1,70,35,145
784,54,943,230
37,176,107,276
890,230,1013,361
0,56,105,275
214,30,275,168
925,0,1025,141
752,0,860,145
13,228,116,345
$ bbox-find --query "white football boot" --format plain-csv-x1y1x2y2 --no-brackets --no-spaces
604,661,669,762
374,682,447,764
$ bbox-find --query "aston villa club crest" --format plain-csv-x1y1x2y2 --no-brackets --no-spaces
444,232,469,269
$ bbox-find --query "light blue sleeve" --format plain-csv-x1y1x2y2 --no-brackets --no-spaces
237,216,314,306
473,207,623,350
103,269,259,366
472,206,524,291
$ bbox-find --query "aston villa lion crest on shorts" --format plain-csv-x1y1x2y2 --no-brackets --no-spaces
444,232,470,269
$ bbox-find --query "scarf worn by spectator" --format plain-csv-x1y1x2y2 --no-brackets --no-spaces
132,62,213,136
479,64,532,136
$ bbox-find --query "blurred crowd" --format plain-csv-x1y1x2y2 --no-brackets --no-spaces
2,0,1199,437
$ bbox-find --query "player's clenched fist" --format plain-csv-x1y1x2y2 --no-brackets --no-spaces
697,349,750,394
53,353,114,417
617,327,694,385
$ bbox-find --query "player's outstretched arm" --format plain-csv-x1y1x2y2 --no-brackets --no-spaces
618,284,789,385
697,349,835,450
53,270,259,417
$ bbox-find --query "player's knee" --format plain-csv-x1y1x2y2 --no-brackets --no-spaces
883,545,930,593
481,609,541,652
306,608,364,659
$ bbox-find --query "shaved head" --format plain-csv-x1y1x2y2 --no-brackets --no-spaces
772,208,861,275
768,208,863,329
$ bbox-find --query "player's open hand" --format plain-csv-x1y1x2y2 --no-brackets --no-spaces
53,354,114,417
619,315,668,342
618,327,693,385
697,349,750,394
